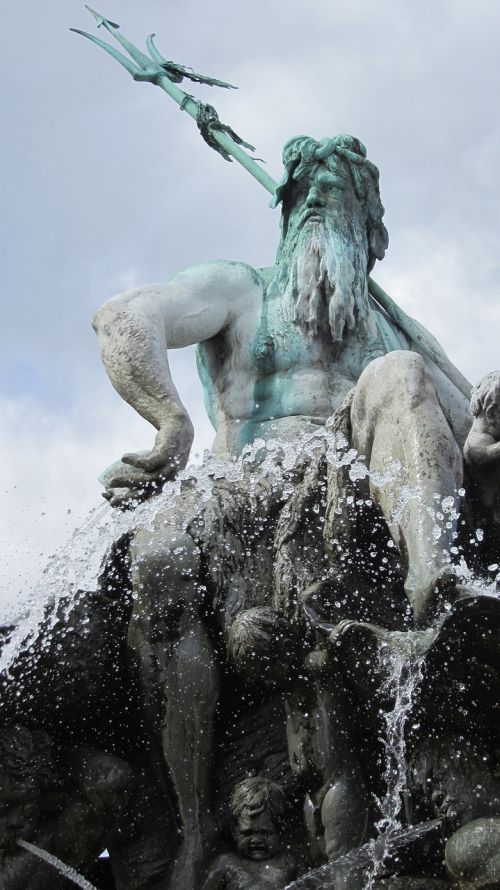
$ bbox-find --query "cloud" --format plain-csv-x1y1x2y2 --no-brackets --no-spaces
379,227,500,384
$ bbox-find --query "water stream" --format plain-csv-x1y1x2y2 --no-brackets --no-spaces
363,633,428,889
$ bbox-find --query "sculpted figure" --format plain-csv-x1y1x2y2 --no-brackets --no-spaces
201,777,298,890
463,370,500,559
464,370,500,495
92,134,473,887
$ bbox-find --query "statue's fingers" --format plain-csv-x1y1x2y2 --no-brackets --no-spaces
109,492,138,510
105,471,147,489
122,450,167,471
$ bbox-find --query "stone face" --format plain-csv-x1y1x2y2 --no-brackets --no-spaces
3,112,500,889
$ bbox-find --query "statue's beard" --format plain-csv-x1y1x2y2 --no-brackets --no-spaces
276,207,374,343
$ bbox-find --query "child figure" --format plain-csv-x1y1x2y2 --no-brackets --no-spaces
201,777,298,889
464,371,500,558
464,371,500,506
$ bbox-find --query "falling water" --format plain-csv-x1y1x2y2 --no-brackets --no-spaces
362,632,428,889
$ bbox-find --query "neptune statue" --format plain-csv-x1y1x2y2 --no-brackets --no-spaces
1,9,499,890
92,128,473,885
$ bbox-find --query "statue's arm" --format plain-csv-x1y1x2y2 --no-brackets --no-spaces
93,261,254,495
200,854,231,889
464,431,500,468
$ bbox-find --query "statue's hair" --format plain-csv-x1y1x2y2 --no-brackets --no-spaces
409,736,492,795
274,133,388,271
229,777,287,825
470,371,500,417
227,606,300,683
0,724,57,789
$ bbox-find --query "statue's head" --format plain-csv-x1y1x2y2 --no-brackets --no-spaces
229,777,287,860
271,134,388,343
227,606,301,685
470,370,500,438
274,135,387,253
409,736,500,830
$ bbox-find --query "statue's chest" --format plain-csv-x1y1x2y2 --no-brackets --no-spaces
248,291,320,375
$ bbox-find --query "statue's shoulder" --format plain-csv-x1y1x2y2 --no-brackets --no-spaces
187,260,267,298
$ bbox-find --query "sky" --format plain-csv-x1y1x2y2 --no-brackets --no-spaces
1,0,500,620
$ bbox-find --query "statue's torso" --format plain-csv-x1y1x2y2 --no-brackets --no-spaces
196,264,395,455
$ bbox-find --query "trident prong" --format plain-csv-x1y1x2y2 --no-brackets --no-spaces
83,5,162,74
84,6,119,29
69,28,155,80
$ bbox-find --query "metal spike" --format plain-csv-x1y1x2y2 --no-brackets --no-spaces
84,5,161,72
146,33,167,66
109,30,160,72
84,5,119,29
70,29,144,79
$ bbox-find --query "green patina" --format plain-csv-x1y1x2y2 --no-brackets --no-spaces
195,344,218,432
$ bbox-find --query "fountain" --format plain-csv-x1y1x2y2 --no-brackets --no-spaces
1,9,499,890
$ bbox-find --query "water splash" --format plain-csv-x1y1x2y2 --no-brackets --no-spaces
0,428,331,676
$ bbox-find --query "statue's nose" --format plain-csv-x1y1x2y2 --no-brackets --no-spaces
306,187,325,208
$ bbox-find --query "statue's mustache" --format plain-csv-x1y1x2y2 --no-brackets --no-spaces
297,208,328,232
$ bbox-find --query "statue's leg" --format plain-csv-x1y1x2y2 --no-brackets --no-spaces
128,496,219,890
351,351,463,625
286,679,368,861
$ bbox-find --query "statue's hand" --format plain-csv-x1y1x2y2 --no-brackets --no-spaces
100,462,168,510
101,413,194,509
122,411,194,473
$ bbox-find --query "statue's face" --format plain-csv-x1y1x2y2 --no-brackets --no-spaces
285,157,358,237
234,809,282,860
485,401,500,439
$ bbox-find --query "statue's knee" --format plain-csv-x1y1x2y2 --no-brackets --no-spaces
321,775,368,861
356,351,432,415
389,350,430,388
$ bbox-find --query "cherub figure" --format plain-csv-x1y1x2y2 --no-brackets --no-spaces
464,370,500,509
201,777,298,890
463,371,500,562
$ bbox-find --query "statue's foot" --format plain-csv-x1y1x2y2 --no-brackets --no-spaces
168,820,218,890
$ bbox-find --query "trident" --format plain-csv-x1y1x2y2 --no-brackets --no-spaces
71,7,471,400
